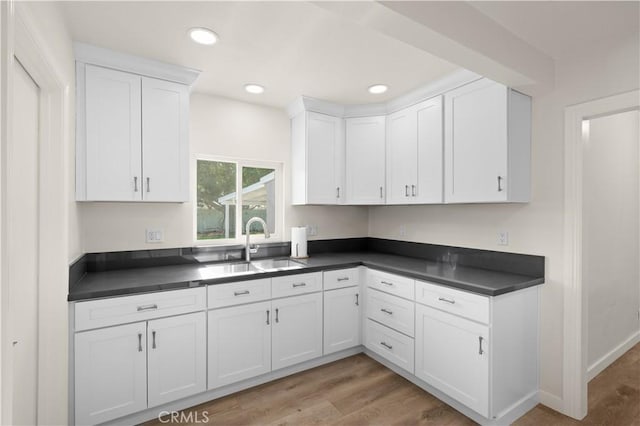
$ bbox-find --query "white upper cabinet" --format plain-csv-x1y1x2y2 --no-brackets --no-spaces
386,96,443,204
75,43,198,202
291,111,345,204
345,116,386,204
444,78,531,203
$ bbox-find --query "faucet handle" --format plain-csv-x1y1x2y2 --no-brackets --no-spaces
249,244,260,254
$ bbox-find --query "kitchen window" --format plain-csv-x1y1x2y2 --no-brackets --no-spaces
195,157,283,243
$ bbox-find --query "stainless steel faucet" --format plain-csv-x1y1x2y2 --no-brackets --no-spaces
245,217,270,261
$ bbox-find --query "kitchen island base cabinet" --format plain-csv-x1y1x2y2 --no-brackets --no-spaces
324,286,361,355
74,322,147,426
272,292,323,370
208,301,272,389
415,305,489,417
147,312,206,407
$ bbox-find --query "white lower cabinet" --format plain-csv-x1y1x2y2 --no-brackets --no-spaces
324,286,361,355
75,322,147,426
415,304,489,417
272,292,323,370
147,312,207,407
365,319,415,373
208,301,272,389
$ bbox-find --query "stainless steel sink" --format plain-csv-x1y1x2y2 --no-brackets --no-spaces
202,261,260,278
250,258,304,272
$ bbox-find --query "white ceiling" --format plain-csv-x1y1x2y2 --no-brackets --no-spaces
59,1,459,108
469,1,639,59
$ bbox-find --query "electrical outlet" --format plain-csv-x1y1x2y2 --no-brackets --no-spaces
399,225,407,237
497,231,509,246
306,225,318,236
146,228,164,243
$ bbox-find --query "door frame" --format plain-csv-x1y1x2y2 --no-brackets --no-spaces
0,1,69,423
562,89,640,419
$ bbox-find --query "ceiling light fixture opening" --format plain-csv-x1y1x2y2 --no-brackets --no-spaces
368,84,388,94
189,27,218,45
244,84,265,94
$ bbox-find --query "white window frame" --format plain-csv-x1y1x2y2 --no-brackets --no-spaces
193,154,284,245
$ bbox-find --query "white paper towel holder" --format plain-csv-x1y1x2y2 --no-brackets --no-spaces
291,242,309,259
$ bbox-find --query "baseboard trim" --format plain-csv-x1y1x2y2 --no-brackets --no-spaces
538,390,564,413
587,331,640,382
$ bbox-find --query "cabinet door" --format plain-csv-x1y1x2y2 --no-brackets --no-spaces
141,77,190,202
324,286,361,354
415,304,489,417
272,292,323,370
147,312,206,407
345,116,386,204
415,96,444,204
386,106,417,204
75,322,147,425
307,112,344,204
444,79,508,203
84,65,142,201
208,301,272,389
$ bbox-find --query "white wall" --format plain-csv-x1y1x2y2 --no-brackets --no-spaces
585,110,640,371
79,93,368,252
368,32,640,403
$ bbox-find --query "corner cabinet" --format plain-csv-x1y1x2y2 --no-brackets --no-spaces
444,78,531,203
75,43,198,202
291,111,345,205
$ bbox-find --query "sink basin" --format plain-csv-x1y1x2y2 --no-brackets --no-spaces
250,258,304,272
202,262,260,278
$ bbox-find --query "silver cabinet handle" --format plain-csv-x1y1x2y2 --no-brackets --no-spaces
411,185,416,197
266,310,270,325
336,187,340,198
138,333,142,352
134,176,138,192
337,277,350,282
380,186,383,198
292,283,306,288
146,177,151,192
497,176,503,192
380,341,393,350
381,281,393,286
438,297,455,304
152,330,157,349
405,185,409,196
355,293,359,306
479,336,484,355
234,290,250,296
380,308,393,315
275,308,279,323
137,304,158,311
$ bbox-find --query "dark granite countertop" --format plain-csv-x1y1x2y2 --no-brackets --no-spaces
68,251,544,301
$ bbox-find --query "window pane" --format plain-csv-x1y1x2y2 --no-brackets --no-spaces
242,166,276,235
197,160,236,240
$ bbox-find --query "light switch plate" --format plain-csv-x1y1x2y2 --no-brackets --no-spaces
146,228,164,243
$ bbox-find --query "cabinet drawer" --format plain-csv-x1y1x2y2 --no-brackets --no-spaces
365,319,414,374
367,269,414,300
272,272,323,298
366,288,415,337
415,280,489,324
208,278,271,308
323,267,359,290
75,287,206,331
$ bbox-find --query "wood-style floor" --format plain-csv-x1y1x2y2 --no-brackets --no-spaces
145,343,639,425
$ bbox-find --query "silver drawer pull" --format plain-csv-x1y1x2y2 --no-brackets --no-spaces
380,308,393,315
234,290,250,296
292,283,306,288
380,281,393,286
337,277,350,282
380,341,393,350
137,304,158,311
438,297,455,304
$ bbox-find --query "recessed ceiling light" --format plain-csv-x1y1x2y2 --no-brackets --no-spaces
368,84,388,94
189,27,218,45
244,84,265,94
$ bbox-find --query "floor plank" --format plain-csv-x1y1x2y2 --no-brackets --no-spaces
144,343,640,425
